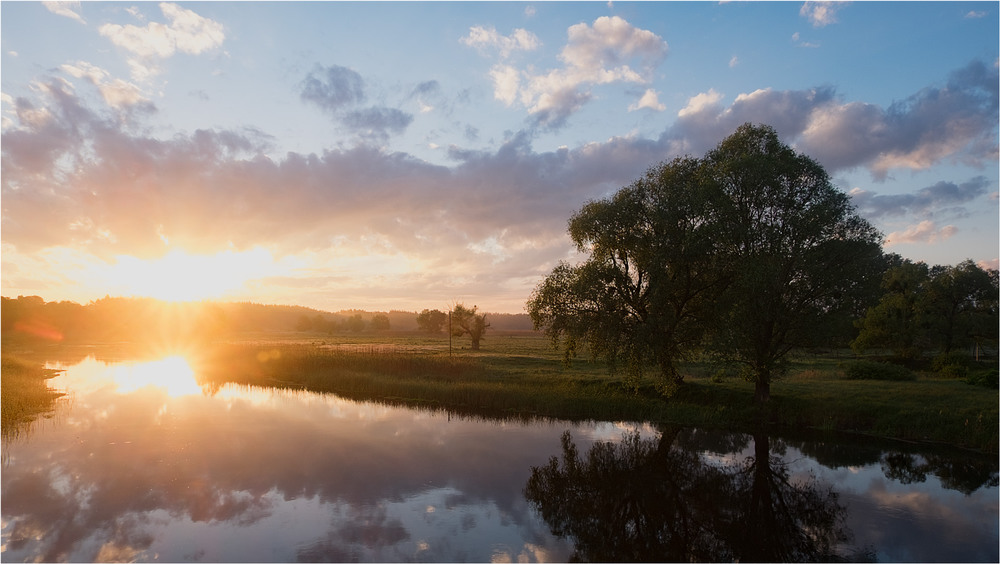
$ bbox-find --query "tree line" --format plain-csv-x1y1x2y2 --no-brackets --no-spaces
1,296,528,346
527,123,998,403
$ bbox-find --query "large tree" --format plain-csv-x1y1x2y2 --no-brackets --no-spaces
528,156,728,392
702,124,884,402
528,123,883,403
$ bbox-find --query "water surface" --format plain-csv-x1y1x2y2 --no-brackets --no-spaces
2,354,996,562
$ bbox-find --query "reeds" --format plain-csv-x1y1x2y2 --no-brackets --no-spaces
1,356,64,440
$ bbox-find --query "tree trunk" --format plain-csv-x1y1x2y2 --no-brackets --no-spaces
754,379,770,404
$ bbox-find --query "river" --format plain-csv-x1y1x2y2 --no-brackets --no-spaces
2,353,996,562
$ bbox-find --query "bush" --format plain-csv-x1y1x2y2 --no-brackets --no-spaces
966,368,999,389
842,360,915,381
932,351,973,373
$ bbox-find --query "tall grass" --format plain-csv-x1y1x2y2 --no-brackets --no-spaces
1,356,64,440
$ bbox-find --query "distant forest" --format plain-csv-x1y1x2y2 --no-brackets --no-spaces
1,295,535,345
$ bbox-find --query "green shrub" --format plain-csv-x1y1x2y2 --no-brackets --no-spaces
966,368,999,389
932,351,973,373
842,360,915,381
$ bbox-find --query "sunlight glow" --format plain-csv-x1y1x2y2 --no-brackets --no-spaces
99,247,289,302
112,355,202,397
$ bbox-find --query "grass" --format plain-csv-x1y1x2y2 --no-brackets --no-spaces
1,355,64,440
188,334,999,453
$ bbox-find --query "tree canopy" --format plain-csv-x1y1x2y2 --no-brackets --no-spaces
528,123,885,402
451,304,490,350
853,258,998,359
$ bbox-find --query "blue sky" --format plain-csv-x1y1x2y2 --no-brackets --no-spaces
2,1,997,313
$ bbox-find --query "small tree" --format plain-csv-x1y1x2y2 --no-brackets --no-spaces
451,304,490,350
416,308,448,334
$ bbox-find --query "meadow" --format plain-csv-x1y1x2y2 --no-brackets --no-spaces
190,332,999,453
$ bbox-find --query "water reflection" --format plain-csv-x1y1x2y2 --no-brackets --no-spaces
108,355,202,397
1,355,997,562
524,428,851,562
527,427,998,562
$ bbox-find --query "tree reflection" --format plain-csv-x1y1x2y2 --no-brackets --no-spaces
881,451,1000,495
525,428,851,562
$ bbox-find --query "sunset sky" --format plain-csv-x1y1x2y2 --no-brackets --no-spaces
2,1,997,313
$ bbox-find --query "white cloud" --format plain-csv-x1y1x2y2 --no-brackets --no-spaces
791,31,820,48
800,1,849,28
98,2,224,80
729,55,739,68
42,1,85,24
60,62,149,109
628,89,665,112
965,10,988,19
678,89,723,117
461,26,540,58
492,16,668,128
885,221,958,247
489,65,521,106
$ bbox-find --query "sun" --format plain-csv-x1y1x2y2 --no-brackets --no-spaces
105,248,284,302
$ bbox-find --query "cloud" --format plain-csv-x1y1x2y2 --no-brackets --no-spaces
60,61,152,111
884,220,958,247
800,1,849,27
848,177,991,219
965,10,988,19
798,60,999,178
342,107,414,142
478,16,668,129
298,65,415,142
98,2,225,81
42,1,85,24
4,59,996,309
678,89,724,118
300,65,366,112
408,81,441,113
628,89,665,112
729,56,739,68
791,31,820,48
461,26,541,58
658,60,997,179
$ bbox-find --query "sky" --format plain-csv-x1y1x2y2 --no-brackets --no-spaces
2,1,998,313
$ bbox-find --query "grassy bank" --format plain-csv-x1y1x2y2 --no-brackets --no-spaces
1,356,64,439
193,334,998,453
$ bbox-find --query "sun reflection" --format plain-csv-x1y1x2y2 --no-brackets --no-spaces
111,355,202,397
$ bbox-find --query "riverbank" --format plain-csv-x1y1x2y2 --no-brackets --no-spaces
190,334,998,453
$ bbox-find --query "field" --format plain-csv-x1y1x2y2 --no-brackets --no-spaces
188,332,998,453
